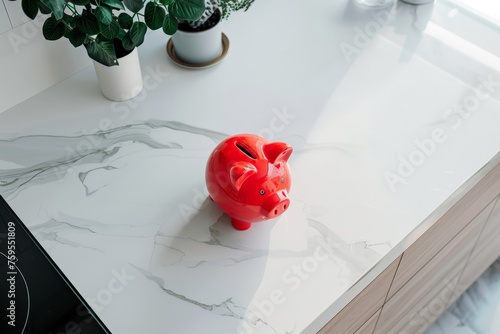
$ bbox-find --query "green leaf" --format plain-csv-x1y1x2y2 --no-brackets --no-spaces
120,32,135,51
63,13,76,25
102,0,125,10
123,0,144,13
95,6,113,25
67,28,86,47
42,16,66,40
22,0,38,20
77,9,100,35
117,29,126,40
145,2,166,30
118,13,133,29
99,21,120,39
169,0,204,21
40,0,65,20
159,0,173,5
129,21,146,47
66,0,90,5
162,14,177,35
39,2,51,14
86,39,118,66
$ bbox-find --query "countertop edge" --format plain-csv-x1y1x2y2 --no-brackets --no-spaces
306,151,500,334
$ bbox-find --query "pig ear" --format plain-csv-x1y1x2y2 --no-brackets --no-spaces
230,162,257,191
263,142,293,164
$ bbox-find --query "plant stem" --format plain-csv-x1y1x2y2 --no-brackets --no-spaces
66,3,79,15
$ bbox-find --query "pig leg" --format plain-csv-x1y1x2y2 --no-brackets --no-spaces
231,218,251,231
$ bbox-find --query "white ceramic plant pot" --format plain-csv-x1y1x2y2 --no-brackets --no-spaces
93,48,143,101
400,0,433,4
171,19,223,64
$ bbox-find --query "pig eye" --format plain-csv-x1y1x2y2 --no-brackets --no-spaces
259,190,265,195
281,178,285,183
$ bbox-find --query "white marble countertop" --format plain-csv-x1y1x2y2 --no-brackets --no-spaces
1,0,500,333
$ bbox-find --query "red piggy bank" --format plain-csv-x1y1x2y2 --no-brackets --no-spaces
206,134,293,230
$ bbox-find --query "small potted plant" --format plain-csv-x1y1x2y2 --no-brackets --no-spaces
166,0,256,67
21,0,205,100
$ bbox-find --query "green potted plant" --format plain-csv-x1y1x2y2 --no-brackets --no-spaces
167,0,255,67
21,0,205,100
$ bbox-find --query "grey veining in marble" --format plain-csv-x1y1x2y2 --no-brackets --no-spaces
0,119,385,333
1,0,500,332
0,120,228,198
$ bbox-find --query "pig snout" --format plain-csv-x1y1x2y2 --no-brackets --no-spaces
263,190,290,218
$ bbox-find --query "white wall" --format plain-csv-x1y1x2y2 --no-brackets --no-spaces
3,0,30,27
0,0,91,114
0,1,11,34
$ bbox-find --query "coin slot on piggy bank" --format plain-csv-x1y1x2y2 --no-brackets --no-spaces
235,142,257,159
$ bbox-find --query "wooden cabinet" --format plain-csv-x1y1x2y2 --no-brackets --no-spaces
317,162,500,334
375,217,484,334
388,165,500,300
471,195,500,260
457,195,500,295
318,257,400,334
354,309,381,334
374,162,500,334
